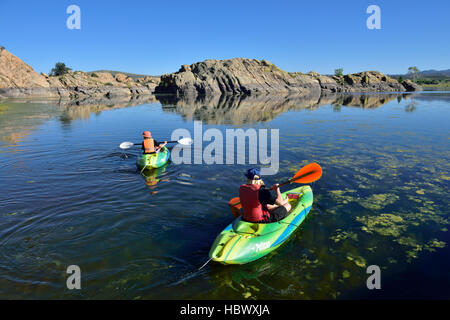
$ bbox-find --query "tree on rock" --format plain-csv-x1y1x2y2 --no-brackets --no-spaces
334,68,344,77
408,66,420,80
50,62,72,76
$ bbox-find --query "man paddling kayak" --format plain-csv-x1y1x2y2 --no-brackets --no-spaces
141,131,167,154
239,168,291,223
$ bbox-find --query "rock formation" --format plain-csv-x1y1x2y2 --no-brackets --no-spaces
0,49,159,98
155,59,422,97
0,48,422,99
321,71,408,93
401,79,423,92
155,59,321,96
0,47,50,88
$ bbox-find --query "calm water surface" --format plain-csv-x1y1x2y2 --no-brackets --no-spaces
0,92,449,299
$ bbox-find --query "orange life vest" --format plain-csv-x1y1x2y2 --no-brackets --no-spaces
239,184,270,222
143,138,156,153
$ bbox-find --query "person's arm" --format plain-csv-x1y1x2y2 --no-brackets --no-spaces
260,185,287,211
271,184,288,207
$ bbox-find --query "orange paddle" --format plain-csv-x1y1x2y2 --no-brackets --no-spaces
228,163,322,214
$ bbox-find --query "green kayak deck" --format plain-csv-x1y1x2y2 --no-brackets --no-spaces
209,185,313,264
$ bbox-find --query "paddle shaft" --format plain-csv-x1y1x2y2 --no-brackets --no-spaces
133,140,176,146
269,169,319,190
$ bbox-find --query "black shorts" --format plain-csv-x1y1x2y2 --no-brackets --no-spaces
268,206,288,223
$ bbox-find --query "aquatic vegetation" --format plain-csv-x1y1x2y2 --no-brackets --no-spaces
329,189,357,204
395,236,446,261
0,104,10,114
346,253,367,268
356,213,406,237
330,229,358,243
359,194,399,211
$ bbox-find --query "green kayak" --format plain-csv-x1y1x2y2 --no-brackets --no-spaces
209,185,313,265
136,147,170,170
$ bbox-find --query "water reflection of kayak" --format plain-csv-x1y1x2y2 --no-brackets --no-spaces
141,163,169,191
209,186,313,265
136,147,170,170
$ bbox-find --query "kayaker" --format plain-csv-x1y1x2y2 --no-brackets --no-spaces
239,168,291,223
141,131,167,154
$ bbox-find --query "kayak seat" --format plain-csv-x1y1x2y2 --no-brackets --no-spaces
233,218,260,235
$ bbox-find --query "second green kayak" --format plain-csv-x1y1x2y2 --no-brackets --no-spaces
209,185,313,265
136,147,170,170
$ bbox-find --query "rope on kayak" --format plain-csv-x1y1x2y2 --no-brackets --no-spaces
279,222,301,228
140,163,148,175
198,258,212,271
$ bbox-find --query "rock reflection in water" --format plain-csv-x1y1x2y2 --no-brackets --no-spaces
0,92,416,145
157,93,415,125
58,95,158,122
0,96,158,144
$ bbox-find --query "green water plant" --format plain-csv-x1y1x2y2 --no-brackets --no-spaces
356,213,406,237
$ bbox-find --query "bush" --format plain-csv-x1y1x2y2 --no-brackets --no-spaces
334,68,344,77
49,62,72,76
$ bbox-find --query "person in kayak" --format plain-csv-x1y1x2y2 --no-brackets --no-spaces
239,168,291,223
141,131,167,154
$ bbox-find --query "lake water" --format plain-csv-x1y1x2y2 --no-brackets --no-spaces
0,92,449,299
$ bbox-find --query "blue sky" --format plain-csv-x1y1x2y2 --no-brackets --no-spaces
1,0,449,75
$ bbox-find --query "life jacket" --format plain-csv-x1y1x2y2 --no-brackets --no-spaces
143,138,156,154
239,184,270,223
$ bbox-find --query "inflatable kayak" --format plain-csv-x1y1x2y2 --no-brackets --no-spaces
136,147,170,170
209,185,313,265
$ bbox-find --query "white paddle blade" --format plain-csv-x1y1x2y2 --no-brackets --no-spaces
119,141,134,149
178,137,193,145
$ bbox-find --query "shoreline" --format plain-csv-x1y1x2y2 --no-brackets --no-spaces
1,49,423,100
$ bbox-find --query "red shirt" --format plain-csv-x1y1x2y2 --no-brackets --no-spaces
239,184,270,222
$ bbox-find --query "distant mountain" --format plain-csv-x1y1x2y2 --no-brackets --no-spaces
419,69,450,77
389,69,450,78
87,70,157,80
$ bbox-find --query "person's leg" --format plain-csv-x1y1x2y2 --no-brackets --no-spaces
284,202,291,213
269,206,289,222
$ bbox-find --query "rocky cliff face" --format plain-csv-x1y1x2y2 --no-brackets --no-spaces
0,48,50,88
156,59,422,97
0,49,159,98
316,71,413,93
155,58,321,96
